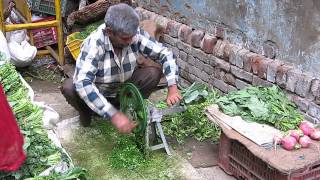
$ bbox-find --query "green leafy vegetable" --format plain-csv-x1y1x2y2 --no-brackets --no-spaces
0,63,88,179
216,85,303,131
161,83,221,144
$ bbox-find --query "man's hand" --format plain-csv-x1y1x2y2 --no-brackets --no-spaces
166,84,182,106
111,111,137,134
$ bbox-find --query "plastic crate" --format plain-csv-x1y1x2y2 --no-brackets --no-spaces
218,132,320,180
31,17,57,48
31,0,67,17
66,32,83,60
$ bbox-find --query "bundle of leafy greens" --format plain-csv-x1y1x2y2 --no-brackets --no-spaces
68,20,104,41
0,63,87,179
216,85,303,131
159,82,221,144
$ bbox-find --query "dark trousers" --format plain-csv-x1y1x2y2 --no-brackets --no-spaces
61,66,162,125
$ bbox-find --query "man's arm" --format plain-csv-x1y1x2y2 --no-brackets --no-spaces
74,39,118,119
137,28,182,105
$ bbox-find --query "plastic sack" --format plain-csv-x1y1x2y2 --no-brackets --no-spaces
0,84,26,171
8,29,27,44
0,30,11,64
8,40,37,67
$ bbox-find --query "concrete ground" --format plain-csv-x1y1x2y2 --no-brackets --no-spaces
28,78,235,180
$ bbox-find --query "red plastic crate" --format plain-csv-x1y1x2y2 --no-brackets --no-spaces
31,17,57,48
218,132,320,180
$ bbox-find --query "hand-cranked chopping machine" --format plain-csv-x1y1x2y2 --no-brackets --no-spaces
119,83,185,156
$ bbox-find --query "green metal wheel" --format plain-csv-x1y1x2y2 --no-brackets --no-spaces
119,83,148,135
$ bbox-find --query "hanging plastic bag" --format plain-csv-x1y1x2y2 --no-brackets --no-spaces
0,84,26,171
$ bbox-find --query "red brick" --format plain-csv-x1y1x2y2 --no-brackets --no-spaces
213,78,229,93
263,41,277,59
251,56,263,75
216,58,230,72
286,69,302,93
149,12,159,21
155,16,169,30
179,50,187,61
223,73,236,86
257,58,273,80
266,59,284,83
308,103,320,120
213,40,223,57
235,79,250,89
236,49,250,69
201,34,217,54
288,94,310,112
214,40,228,59
165,20,181,38
208,55,218,66
229,45,242,65
215,26,225,39
230,66,253,82
177,41,192,54
243,52,258,72
214,67,225,80
275,65,293,88
228,85,237,92
295,74,313,97
189,30,205,48
178,24,192,43
203,64,214,75
252,76,273,87
311,79,320,98
223,42,232,61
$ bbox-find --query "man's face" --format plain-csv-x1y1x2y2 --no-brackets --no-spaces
106,28,136,48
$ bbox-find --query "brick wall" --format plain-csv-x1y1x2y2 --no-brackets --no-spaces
136,7,320,123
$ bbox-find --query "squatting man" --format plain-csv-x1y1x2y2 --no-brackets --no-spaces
61,3,182,133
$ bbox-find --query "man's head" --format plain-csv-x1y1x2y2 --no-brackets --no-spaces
105,3,140,48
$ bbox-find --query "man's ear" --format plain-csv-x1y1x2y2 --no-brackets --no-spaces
105,27,113,36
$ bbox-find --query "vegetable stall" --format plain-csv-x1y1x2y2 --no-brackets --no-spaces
206,85,320,179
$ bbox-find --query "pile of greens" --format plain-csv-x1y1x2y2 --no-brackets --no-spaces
68,20,104,41
109,134,146,169
160,82,221,144
0,63,87,179
216,85,303,131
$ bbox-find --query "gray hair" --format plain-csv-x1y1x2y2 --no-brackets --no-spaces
104,3,140,35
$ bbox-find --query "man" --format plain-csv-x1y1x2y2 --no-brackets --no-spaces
61,3,181,134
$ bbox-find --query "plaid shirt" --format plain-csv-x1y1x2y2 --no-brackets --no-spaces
74,24,179,118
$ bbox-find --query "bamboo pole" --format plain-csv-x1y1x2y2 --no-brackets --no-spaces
0,0,4,32
37,50,50,56
55,0,65,65
46,46,59,62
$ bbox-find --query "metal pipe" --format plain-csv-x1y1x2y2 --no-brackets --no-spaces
5,20,58,31
55,0,65,65
0,0,4,32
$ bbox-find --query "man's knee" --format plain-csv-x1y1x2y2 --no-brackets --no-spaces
61,78,77,98
145,67,162,81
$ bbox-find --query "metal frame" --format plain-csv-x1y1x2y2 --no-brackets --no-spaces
0,0,64,65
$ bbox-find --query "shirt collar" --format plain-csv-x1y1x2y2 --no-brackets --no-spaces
104,34,113,52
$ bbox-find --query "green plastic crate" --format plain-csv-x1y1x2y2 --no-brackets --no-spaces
31,0,67,17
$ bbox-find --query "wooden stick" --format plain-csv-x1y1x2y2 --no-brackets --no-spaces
46,46,59,62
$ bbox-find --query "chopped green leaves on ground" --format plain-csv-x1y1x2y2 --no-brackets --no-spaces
216,85,303,131
62,118,182,180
